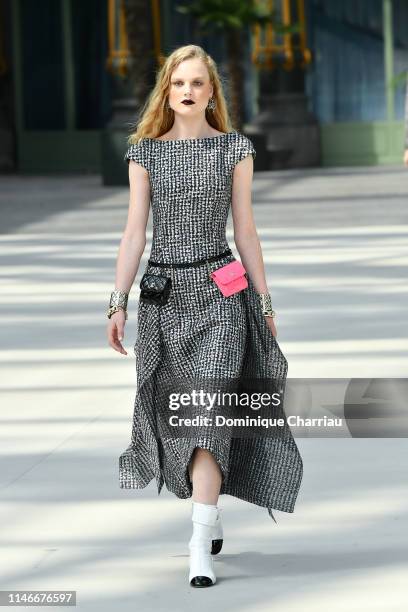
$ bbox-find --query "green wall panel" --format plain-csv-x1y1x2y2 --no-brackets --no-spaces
320,121,405,166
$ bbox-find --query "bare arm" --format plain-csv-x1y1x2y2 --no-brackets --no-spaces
231,155,277,336
115,161,150,291
107,160,150,354
231,155,268,293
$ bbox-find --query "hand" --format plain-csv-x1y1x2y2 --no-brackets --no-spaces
265,315,277,338
404,149,408,166
107,309,128,355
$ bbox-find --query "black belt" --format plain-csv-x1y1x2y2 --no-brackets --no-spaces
148,247,232,269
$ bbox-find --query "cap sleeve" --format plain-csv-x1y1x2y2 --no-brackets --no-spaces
124,140,149,172
233,133,256,168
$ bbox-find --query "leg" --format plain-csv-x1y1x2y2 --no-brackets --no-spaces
188,447,222,504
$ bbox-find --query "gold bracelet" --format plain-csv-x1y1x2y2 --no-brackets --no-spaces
107,289,129,320
109,289,129,310
107,305,128,320
257,292,276,318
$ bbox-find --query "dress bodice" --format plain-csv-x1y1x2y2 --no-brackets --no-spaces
124,131,256,263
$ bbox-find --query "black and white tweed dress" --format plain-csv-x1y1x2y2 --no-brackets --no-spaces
119,131,303,522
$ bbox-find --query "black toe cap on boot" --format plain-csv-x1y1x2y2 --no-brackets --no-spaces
190,575,214,587
211,538,223,555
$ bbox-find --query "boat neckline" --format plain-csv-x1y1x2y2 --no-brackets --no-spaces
144,132,234,143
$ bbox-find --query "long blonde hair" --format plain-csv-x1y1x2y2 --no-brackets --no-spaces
126,44,235,145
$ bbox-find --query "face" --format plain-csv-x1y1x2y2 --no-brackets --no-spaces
167,58,213,115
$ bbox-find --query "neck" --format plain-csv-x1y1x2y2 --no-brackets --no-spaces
165,117,214,140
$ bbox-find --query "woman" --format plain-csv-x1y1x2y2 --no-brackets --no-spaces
107,44,303,587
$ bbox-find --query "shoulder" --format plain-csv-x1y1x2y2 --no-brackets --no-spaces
124,138,150,172
228,132,256,165
231,131,255,148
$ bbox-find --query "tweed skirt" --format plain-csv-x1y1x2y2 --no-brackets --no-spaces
119,249,303,522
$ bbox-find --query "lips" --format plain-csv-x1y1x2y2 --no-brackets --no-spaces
182,100,195,105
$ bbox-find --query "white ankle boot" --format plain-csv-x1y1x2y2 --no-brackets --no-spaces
189,501,219,587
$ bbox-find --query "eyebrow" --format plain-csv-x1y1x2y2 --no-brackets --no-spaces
171,76,206,80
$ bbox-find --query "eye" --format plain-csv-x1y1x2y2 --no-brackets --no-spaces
172,80,204,86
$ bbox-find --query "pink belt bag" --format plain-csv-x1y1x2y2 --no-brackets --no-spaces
210,259,248,297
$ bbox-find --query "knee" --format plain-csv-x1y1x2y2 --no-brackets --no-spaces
191,447,214,464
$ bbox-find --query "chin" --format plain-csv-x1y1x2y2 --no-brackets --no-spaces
178,110,198,116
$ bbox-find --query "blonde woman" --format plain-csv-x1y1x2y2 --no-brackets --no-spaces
107,44,303,587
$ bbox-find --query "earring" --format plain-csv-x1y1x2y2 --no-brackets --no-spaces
206,97,216,111
165,99,172,111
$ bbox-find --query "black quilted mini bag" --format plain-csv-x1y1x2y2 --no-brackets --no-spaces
139,272,172,305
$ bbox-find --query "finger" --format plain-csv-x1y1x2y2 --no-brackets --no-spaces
117,343,128,355
110,326,127,355
107,328,118,348
112,338,127,355
117,324,125,342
